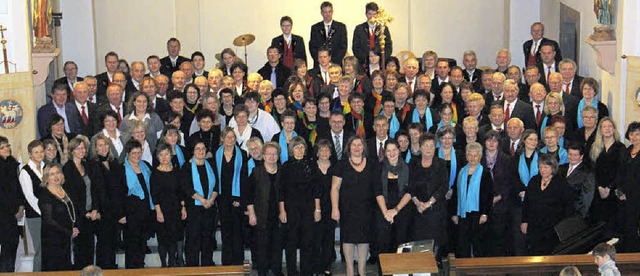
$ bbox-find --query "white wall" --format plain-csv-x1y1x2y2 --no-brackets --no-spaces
0,0,31,73
509,0,541,69
60,0,96,77
64,0,511,74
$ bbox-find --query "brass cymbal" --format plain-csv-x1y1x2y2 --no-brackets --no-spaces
233,34,256,47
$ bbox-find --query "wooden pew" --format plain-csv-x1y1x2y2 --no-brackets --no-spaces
379,251,440,275
448,252,640,276
8,263,250,276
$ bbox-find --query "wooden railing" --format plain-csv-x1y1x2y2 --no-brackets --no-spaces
8,263,250,276
379,252,439,275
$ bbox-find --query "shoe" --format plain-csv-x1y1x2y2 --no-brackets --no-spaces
323,271,332,276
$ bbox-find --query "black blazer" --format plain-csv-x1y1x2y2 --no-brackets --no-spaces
498,99,536,131
309,20,348,66
257,62,292,89
462,69,483,92
451,167,494,216
160,55,190,77
63,160,101,215
53,76,84,97
271,34,307,66
320,130,353,164
523,37,562,66
36,102,83,138
536,61,559,86
559,162,595,217
352,22,393,66
366,137,387,165
94,72,136,103
76,101,99,137
93,103,129,133
568,75,584,99
481,151,517,213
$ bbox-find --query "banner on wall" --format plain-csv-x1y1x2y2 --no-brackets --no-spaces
0,72,36,161
627,56,640,108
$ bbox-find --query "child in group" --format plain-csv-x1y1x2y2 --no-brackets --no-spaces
592,243,621,276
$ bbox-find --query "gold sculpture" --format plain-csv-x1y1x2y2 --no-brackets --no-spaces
32,0,55,53
369,7,393,69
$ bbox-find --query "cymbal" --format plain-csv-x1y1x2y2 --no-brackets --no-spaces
233,34,256,47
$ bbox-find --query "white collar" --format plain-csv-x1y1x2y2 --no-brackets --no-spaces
75,101,87,111
283,34,292,41
128,112,151,121
102,128,121,138
492,123,504,130
170,56,179,62
331,129,344,138
27,159,45,178
110,103,123,111
324,20,333,26
54,103,66,112
376,136,388,144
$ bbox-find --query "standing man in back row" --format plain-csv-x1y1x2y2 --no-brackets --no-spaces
523,22,562,67
309,1,347,68
161,37,190,77
352,2,393,68
271,16,307,69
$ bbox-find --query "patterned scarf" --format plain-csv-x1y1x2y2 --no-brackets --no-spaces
372,92,383,117
351,110,366,138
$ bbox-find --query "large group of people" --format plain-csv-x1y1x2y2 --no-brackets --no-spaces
1,1,639,276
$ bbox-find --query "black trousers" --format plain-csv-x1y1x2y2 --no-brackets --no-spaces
254,220,283,276
124,198,153,269
284,202,314,276
456,212,487,258
373,206,413,257
509,205,527,256
185,206,216,266
74,215,98,268
620,201,640,253
95,218,118,269
218,195,244,265
486,209,509,257
0,216,19,272
314,216,336,273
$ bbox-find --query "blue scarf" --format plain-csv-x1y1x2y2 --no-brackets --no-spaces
412,107,433,131
278,131,298,163
540,115,549,137
405,150,412,163
247,158,256,175
389,113,400,138
439,147,457,188
577,98,597,128
215,146,243,197
175,145,185,167
456,164,483,218
559,136,565,148
191,157,215,206
540,146,569,165
518,151,539,187
124,157,153,210
435,121,455,148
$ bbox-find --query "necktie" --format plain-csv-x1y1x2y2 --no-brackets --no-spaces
334,135,342,160
531,41,537,55
496,95,501,101
172,59,176,67
546,66,551,81
116,106,122,127
81,105,88,125
88,97,93,103
333,86,339,99
504,103,511,123
567,165,574,177
270,67,277,86
408,81,413,95
510,141,516,156
496,127,502,133
323,71,329,85
564,82,571,94
535,104,542,125
378,142,385,162
326,24,331,38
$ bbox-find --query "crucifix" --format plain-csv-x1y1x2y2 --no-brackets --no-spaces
0,25,8,74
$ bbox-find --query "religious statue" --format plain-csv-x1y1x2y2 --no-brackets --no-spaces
590,0,615,41
369,7,393,69
32,0,55,53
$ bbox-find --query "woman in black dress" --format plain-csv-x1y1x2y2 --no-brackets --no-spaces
0,136,21,272
151,143,186,267
156,125,189,168
41,114,75,164
245,142,284,276
88,134,126,269
373,140,413,259
39,163,79,271
181,141,218,266
313,139,335,275
214,127,247,265
576,106,599,157
615,122,640,252
589,117,624,236
407,132,448,261
122,140,155,268
331,135,379,276
186,109,220,159
279,137,320,276
521,153,573,255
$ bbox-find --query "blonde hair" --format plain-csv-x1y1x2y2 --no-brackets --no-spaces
467,92,486,107
590,117,620,162
42,163,65,187
544,92,565,115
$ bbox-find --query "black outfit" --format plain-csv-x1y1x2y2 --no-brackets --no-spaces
309,20,348,66
257,62,292,89
244,165,283,276
151,168,185,267
0,156,20,272
407,157,448,259
523,38,562,66
77,102,99,138
63,160,101,269
279,158,319,276
123,168,155,269
271,34,307,68
39,189,78,271
451,168,493,258
88,158,126,269
160,55,190,77
313,163,336,273
559,162,595,218
187,128,220,155
333,158,378,243
616,146,640,253
181,162,216,267
462,69,483,92
576,127,597,158
498,99,537,131
214,148,247,265
590,141,625,236
522,174,573,255
352,22,393,67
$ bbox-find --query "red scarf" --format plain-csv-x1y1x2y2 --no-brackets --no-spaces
372,92,383,117
351,110,366,138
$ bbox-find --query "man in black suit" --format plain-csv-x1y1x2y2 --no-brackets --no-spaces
129,61,146,91
430,58,450,97
308,47,334,87
191,51,208,79
495,49,511,74
500,117,524,157
160,37,190,77
309,1,347,67
83,75,103,105
522,66,542,102
548,72,579,126
507,65,529,101
535,43,559,86
37,83,83,138
462,50,483,92
480,69,495,95
499,79,536,131
479,104,507,140
53,61,83,99
271,16,307,69
111,71,136,104
523,22,562,67
95,51,122,101
94,84,128,132
145,55,166,78
399,58,419,95
320,111,353,164
559,58,584,99
71,81,99,137
366,115,389,165
483,72,505,110
352,2,392,67
258,46,292,89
